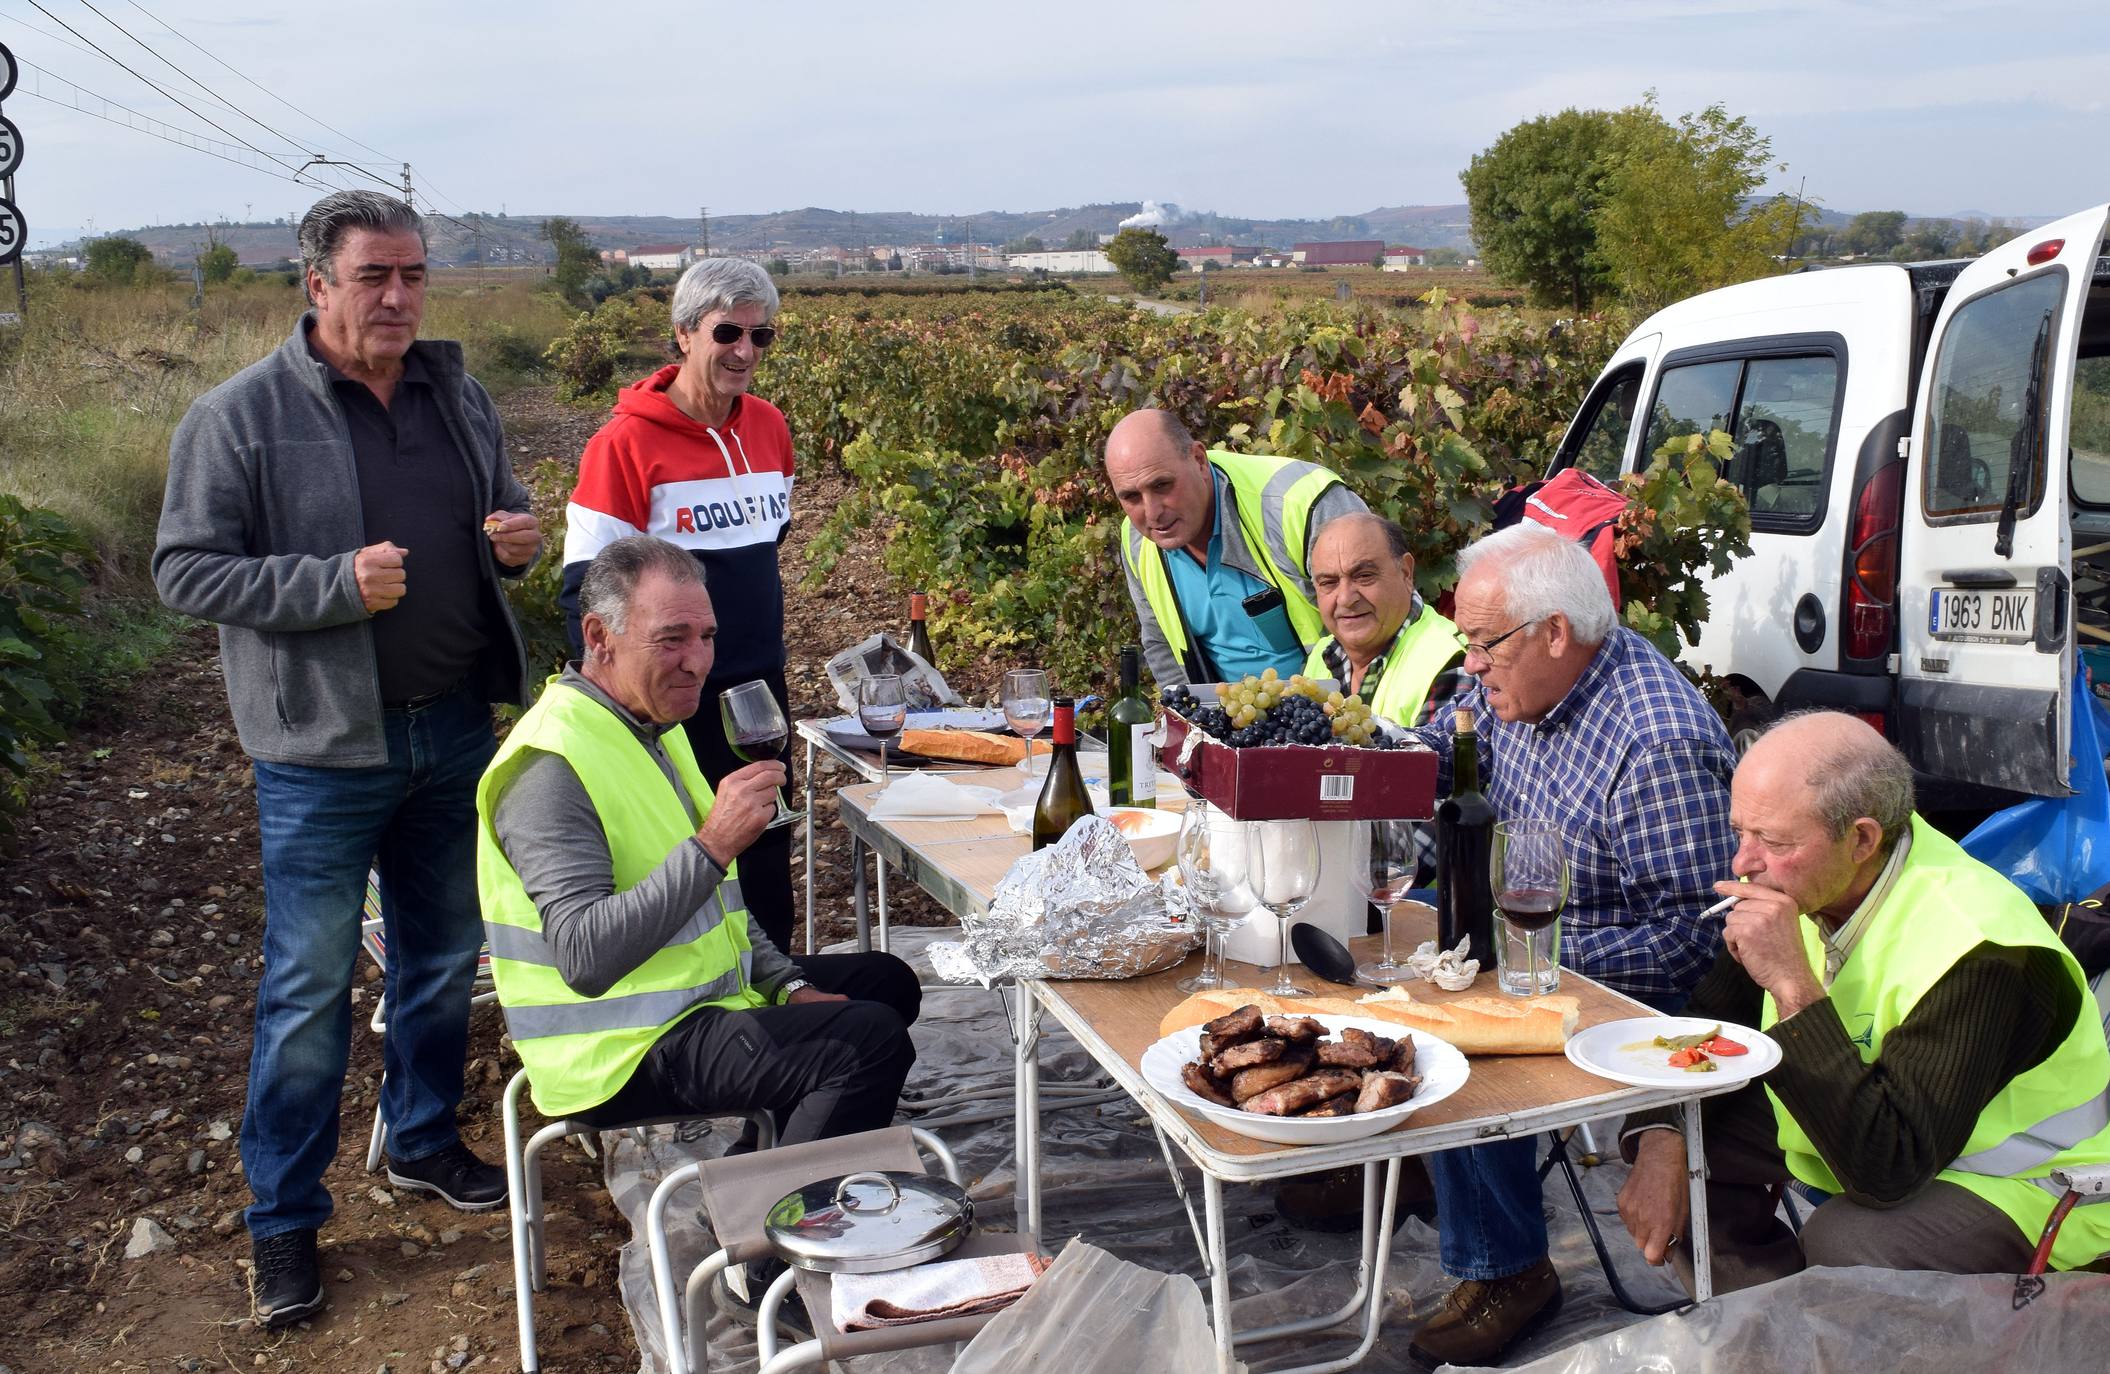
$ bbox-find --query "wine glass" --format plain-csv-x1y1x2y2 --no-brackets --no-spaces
1353,818,1419,985
1244,818,1321,999
719,680,803,829
1491,819,1569,997
1001,668,1051,779
1175,802,1252,993
857,674,908,789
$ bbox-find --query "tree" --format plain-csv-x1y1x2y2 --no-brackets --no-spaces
1002,235,1045,255
1460,107,1622,313
199,239,239,285
540,216,598,305
1104,227,1180,294
84,235,155,285
1062,227,1097,251
767,257,791,276
1427,247,1466,267
1842,210,1907,257
1591,97,1803,313
1903,220,1958,259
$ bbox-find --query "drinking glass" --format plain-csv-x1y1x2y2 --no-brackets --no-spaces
1175,801,1253,993
1491,819,1569,996
857,674,908,789
1353,818,1419,985
720,680,803,829
1000,668,1052,778
1244,818,1321,999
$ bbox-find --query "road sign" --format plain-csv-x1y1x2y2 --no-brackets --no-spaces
0,41,15,102
0,197,23,266
0,114,21,179
0,312,19,328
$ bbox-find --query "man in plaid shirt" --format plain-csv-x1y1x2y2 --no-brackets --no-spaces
1404,523,1736,1368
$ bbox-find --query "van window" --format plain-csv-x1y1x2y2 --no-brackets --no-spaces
1735,356,1838,519
2071,356,2110,505
1567,367,1642,481
1923,270,2062,520
1644,360,1741,464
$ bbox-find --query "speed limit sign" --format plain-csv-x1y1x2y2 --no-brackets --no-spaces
0,115,21,179
0,198,24,267
0,41,15,102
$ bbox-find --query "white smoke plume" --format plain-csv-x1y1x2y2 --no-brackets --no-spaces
1119,200,1192,229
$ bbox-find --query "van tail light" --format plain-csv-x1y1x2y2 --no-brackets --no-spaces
1854,711,1888,736
2026,239,2065,267
1847,460,1905,660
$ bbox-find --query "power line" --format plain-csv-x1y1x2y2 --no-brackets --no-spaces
12,66,330,189
117,0,401,167
71,0,315,160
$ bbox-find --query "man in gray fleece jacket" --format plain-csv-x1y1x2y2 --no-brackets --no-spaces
152,190,541,1329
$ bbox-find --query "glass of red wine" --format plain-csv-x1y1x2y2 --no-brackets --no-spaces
1491,818,1568,996
720,680,802,829
858,674,908,789
1354,818,1419,985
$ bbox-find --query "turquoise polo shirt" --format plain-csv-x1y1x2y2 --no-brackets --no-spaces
1163,471,1309,682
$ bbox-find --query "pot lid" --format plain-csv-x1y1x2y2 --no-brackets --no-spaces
763,1170,974,1274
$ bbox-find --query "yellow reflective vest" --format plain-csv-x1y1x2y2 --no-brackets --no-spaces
1121,450,1340,683
1301,605,1465,728
476,679,766,1118
1762,817,2110,1269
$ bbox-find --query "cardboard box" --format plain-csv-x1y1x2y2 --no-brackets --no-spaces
1159,709,1439,821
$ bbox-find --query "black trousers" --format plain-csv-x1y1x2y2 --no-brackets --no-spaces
579,952,922,1147
681,667,797,952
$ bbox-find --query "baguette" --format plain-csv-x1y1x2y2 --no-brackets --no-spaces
896,729,1050,767
1156,986,1577,1055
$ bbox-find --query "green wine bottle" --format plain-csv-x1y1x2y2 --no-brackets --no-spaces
1107,645,1156,808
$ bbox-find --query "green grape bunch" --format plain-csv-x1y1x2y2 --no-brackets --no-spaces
1162,669,1398,749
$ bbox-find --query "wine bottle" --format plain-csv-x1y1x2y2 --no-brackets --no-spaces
1031,696,1095,850
1435,706,1497,968
1107,645,1157,809
907,591,936,665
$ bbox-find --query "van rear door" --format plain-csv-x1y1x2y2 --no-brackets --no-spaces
1896,204,2110,796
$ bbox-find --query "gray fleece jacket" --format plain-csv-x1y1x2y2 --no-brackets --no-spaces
153,317,535,767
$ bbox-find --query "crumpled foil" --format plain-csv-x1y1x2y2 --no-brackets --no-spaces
927,816,1201,985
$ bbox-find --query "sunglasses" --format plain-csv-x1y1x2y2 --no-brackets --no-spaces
707,321,777,348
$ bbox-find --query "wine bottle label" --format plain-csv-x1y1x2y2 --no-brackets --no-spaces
1129,723,1157,801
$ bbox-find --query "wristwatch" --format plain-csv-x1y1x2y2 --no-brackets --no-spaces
778,978,812,1002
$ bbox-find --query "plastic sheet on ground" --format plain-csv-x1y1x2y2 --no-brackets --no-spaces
951,1237,1229,1373
605,926,1691,1372
1448,1264,2110,1374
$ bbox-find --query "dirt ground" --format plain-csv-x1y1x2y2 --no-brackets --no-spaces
0,386,966,1373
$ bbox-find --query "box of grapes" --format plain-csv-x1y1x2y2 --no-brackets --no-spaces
1157,672,1438,821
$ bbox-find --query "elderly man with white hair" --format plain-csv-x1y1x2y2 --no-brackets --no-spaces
561,257,800,952
1402,523,1738,1368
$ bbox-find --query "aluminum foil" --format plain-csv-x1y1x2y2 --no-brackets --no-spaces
927,816,1200,984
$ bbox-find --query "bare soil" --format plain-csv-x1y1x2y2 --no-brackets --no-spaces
0,384,963,1373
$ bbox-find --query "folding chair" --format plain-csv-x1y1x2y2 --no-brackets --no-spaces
644,1123,1038,1374
2023,968,2110,1276
358,868,499,1172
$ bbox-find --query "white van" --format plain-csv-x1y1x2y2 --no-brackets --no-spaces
1549,205,2110,803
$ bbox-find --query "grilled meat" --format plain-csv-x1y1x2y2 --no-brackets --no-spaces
1212,1037,1288,1074
1294,1093,1360,1118
1202,1004,1265,1043
1263,1015,1326,1043
1354,1070,1421,1113
1180,1062,1236,1107
1315,1039,1385,1069
1229,1047,1316,1102
1242,1070,1366,1116
1389,1038,1418,1075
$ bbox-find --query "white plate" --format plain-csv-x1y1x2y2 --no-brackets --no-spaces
1563,1016,1781,1090
1139,1014,1470,1145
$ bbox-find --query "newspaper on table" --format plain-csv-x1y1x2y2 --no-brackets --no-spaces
826,632,964,715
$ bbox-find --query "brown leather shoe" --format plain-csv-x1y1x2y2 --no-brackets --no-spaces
1407,1257,1561,1367
1272,1158,1436,1233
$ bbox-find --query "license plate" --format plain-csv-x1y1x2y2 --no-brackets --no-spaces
1929,586,2035,643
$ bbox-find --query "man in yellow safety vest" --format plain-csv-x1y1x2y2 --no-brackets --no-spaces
1300,513,1467,729
1616,711,2110,1291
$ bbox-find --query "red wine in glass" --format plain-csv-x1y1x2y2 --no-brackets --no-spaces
733,729,788,763
1495,887,1564,932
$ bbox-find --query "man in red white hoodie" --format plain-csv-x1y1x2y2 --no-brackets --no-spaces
561,257,798,951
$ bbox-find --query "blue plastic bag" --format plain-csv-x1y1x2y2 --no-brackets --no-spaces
1960,667,2110,904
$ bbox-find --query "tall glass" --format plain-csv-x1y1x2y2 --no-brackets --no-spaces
1354,818,1419,985
1000,669,1052,778
1491,819,1569,996
720,680,803,829
857,674,907,788
1244,818,1321,999
1175,802,1253,992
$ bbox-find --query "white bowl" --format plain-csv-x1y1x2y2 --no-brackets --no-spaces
1103,805,1182,870
1139,1014,1470,1145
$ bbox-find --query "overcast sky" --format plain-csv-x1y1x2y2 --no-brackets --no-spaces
5,0,2106,246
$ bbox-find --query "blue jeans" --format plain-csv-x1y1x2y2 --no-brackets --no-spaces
241,688,495,1240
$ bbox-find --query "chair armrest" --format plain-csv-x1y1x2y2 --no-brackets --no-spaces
2049,1164,2110,1200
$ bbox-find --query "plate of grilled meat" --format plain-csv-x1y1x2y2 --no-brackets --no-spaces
1138,1001,1471,1145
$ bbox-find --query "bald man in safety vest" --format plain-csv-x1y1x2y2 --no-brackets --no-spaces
1616,712,2110,1291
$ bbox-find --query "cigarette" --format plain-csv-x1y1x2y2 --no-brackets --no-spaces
1702,893,1742,919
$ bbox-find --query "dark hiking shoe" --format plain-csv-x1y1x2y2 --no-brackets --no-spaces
386,1140,507,1212
1407,1257,1562,1367
251,1228,325,1329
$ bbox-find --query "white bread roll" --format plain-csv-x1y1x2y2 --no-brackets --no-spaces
1156,986,1577,1055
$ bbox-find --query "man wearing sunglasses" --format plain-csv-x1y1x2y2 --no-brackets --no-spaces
1401,522,1736,1368
561,257,800,954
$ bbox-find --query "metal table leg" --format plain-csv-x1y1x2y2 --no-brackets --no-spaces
1683,1098,1714,1303
850,832,872,954
802,737,816,955
1204,1173,1234,1374
875,836,891,954
1013,982,1044,1236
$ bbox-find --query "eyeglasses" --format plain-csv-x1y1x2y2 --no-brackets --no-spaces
708,321,777,348
1463,619,1538,661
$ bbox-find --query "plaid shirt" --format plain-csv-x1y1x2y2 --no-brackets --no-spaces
1411,627,1737,1007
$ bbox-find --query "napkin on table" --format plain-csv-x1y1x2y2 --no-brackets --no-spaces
830,1251,1052,1332
869,772,1005,821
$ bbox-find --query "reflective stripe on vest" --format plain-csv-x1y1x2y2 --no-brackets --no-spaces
1122,451,1340,679
1302,608,1465,728
1761,816,2110,1269
476,678,766,1118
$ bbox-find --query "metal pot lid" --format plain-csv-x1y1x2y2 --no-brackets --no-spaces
763,1170,975,1274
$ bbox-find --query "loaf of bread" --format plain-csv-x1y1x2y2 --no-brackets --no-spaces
1158,986,1577,1056
896,729,1050,767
